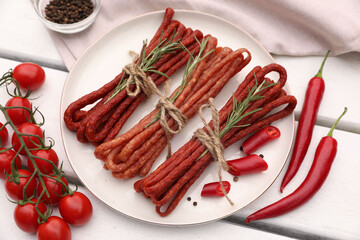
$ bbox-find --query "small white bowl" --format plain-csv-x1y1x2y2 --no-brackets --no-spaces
34,0,101,34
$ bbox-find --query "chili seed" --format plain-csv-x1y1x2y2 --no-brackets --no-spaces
44,0,94,24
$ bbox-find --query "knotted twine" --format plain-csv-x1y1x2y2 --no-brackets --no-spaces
122,45,187,158
193,98,234,206
123,45,154,98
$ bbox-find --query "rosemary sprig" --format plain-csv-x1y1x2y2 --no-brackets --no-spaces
197,76,277,160
145,36,214,128
140,32,180,74
106,31,182,103
172,36,212,102
220,77,277,138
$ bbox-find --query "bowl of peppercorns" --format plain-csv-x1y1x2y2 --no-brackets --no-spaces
34,0,101,34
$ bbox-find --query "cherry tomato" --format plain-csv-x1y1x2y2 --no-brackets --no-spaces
0,148,22,179
5,97,31,126
38,176,68,206
201,181,231,197
14,199,47,233
37,216,71,240
5,169,36,201
59,192,93,226
28,149,59,174
12,62,46,91
0,122,9,147
12,122,43,155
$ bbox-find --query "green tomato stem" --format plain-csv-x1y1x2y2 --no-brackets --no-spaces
21,171,37,201
35,190,49,223
0,105,50,197
45,174,72,195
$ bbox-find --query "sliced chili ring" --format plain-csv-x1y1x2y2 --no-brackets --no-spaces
227,154,268,176
201,181,231,197
242,126,281,155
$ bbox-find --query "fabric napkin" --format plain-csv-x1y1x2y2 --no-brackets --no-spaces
48,0,360,70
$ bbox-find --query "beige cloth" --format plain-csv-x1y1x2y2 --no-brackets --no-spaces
48,0,360,70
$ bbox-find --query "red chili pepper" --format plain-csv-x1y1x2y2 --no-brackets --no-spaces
241,126,280,155
227,154,268,176
245,108,346,223
280,50,330,193
201,181,231,197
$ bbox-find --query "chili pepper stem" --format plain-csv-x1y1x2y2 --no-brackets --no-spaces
314,50,331,78
328,107,347,137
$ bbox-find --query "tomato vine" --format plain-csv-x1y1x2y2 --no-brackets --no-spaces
0,65,93,237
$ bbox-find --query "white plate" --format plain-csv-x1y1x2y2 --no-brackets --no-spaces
60,9,295,226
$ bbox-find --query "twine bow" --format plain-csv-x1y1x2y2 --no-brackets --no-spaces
123,45,187,158
157,81,188,158
194,98,234,206
123,44,155,98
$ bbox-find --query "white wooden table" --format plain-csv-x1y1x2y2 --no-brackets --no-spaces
0,1,359,239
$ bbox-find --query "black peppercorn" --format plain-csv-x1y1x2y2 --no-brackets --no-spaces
45,0,94,24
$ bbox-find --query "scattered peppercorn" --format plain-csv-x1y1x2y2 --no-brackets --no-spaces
187,197,191,201
259,154,264,158
240,145,243,151
44,0,94,24
193,201,197,206
233,176,239,182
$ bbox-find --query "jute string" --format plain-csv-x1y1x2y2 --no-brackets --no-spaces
123,45,187,158
194,98,234,206
156,80,188,158
123,44,154,98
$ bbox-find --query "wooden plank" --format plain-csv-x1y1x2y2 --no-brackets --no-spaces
0,0,64,69
1,0,359,133
0,58,76,178
1,56,359,238
275,54,360,134
0,183,295,240
231,123,360,240
0,2,359,238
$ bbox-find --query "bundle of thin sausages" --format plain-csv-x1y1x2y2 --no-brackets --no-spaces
134,63,297,217
63,8,204,145
94,37,252,179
